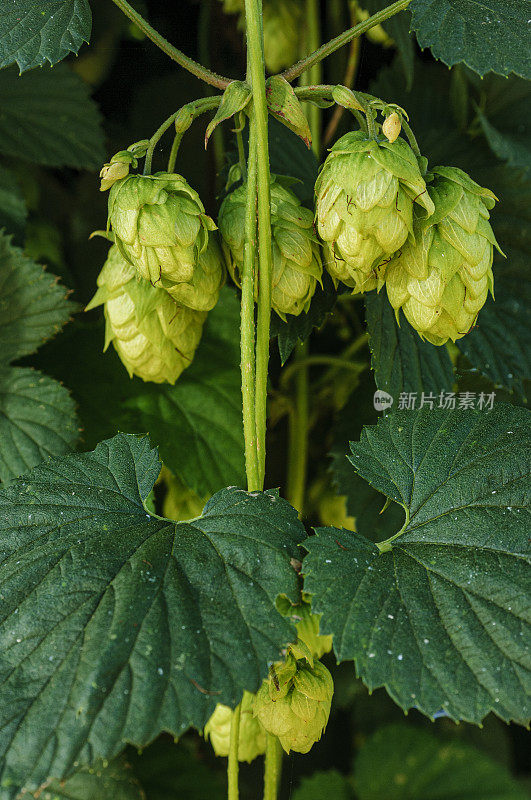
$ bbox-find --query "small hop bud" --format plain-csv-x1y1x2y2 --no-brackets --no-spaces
382,112,401,143
253,651,333,754
385,166,501,344
99,159,131,191
204,691,266,763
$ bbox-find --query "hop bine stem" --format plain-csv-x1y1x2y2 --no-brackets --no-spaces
227,703,242,800
263,733,282,800
245,0,273,490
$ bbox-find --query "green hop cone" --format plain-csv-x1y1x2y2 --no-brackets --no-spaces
159,466,206,521
204,691,266,763
86,245,206,383
165,237,225,312
385,166,501,345
315,130,434,293
107,172,219,294
254,651,333,754
219,175,322,320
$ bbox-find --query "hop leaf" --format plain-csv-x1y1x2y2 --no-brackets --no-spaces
254,652,333,754
107,172,220,300
315,130,434,294
204,691,267,763
219,175,323,320
385,166,501,345
86,246,206,383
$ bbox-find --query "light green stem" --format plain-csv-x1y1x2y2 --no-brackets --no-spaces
228,703,242,800
241,119,260,491
110,0,231,89
399,117,422,158
245,0,273,489
263,733,282,800
281,0,412,82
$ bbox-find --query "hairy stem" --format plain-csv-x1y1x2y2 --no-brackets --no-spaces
228,703,242,800
263,733,282,800
245,0,273,489
241,119,260,491
281,0,411,82
111,0,232,89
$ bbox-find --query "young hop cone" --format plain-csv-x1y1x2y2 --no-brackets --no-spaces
106,172,219,294
219,175,323,320
254,649,333,754
204,691,266,763
385,166,501,345
315,130,434,294
86,245,206,383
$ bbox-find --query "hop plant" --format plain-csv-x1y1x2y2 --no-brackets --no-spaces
315,130,434,294
159,466,206,521
86,245,206,383
293,599,333,660
219,175,322,319
204,691,266,763
385,166,500,345
107,172,218,292
254,649,333,754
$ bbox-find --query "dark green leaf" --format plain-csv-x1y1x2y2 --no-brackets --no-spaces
0,433,304,797
363,0,414,89
355,724,528,799
409,0,531,79
364,290,454,401
0,167,26,243
19,758,144,800
0,231,74,365
128,737,225,800
292,770,354,800
0,367,78,483
0,65,104,169
304,404,531,724
0,0,92,71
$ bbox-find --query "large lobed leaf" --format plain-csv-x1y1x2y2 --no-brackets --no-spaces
0,65,104,170
0,433,305,796
409,0,530,79
354,723,528,799
18,758,144,800
304,404,530,724
0,0,92,72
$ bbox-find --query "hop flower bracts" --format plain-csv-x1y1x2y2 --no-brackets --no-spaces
315,130,434,294
253,646,334,754
219,175,322,319
86,246,206,384
107,172,223,304
204,691,266,763
385,166,500,345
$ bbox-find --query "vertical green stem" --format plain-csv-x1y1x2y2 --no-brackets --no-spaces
241,119,260,491
300,0,322,153
167,132,184,172
263,733,282,800
227,703,242,800
245,0,273,489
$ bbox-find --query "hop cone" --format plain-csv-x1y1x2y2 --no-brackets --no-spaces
107,172,219,294
254,651,333,754
204,691,266,763
315,130,434,293
219,175,322,319
159,466,206,521
385,166,500,345
86,246,206,383
293,600,333,660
